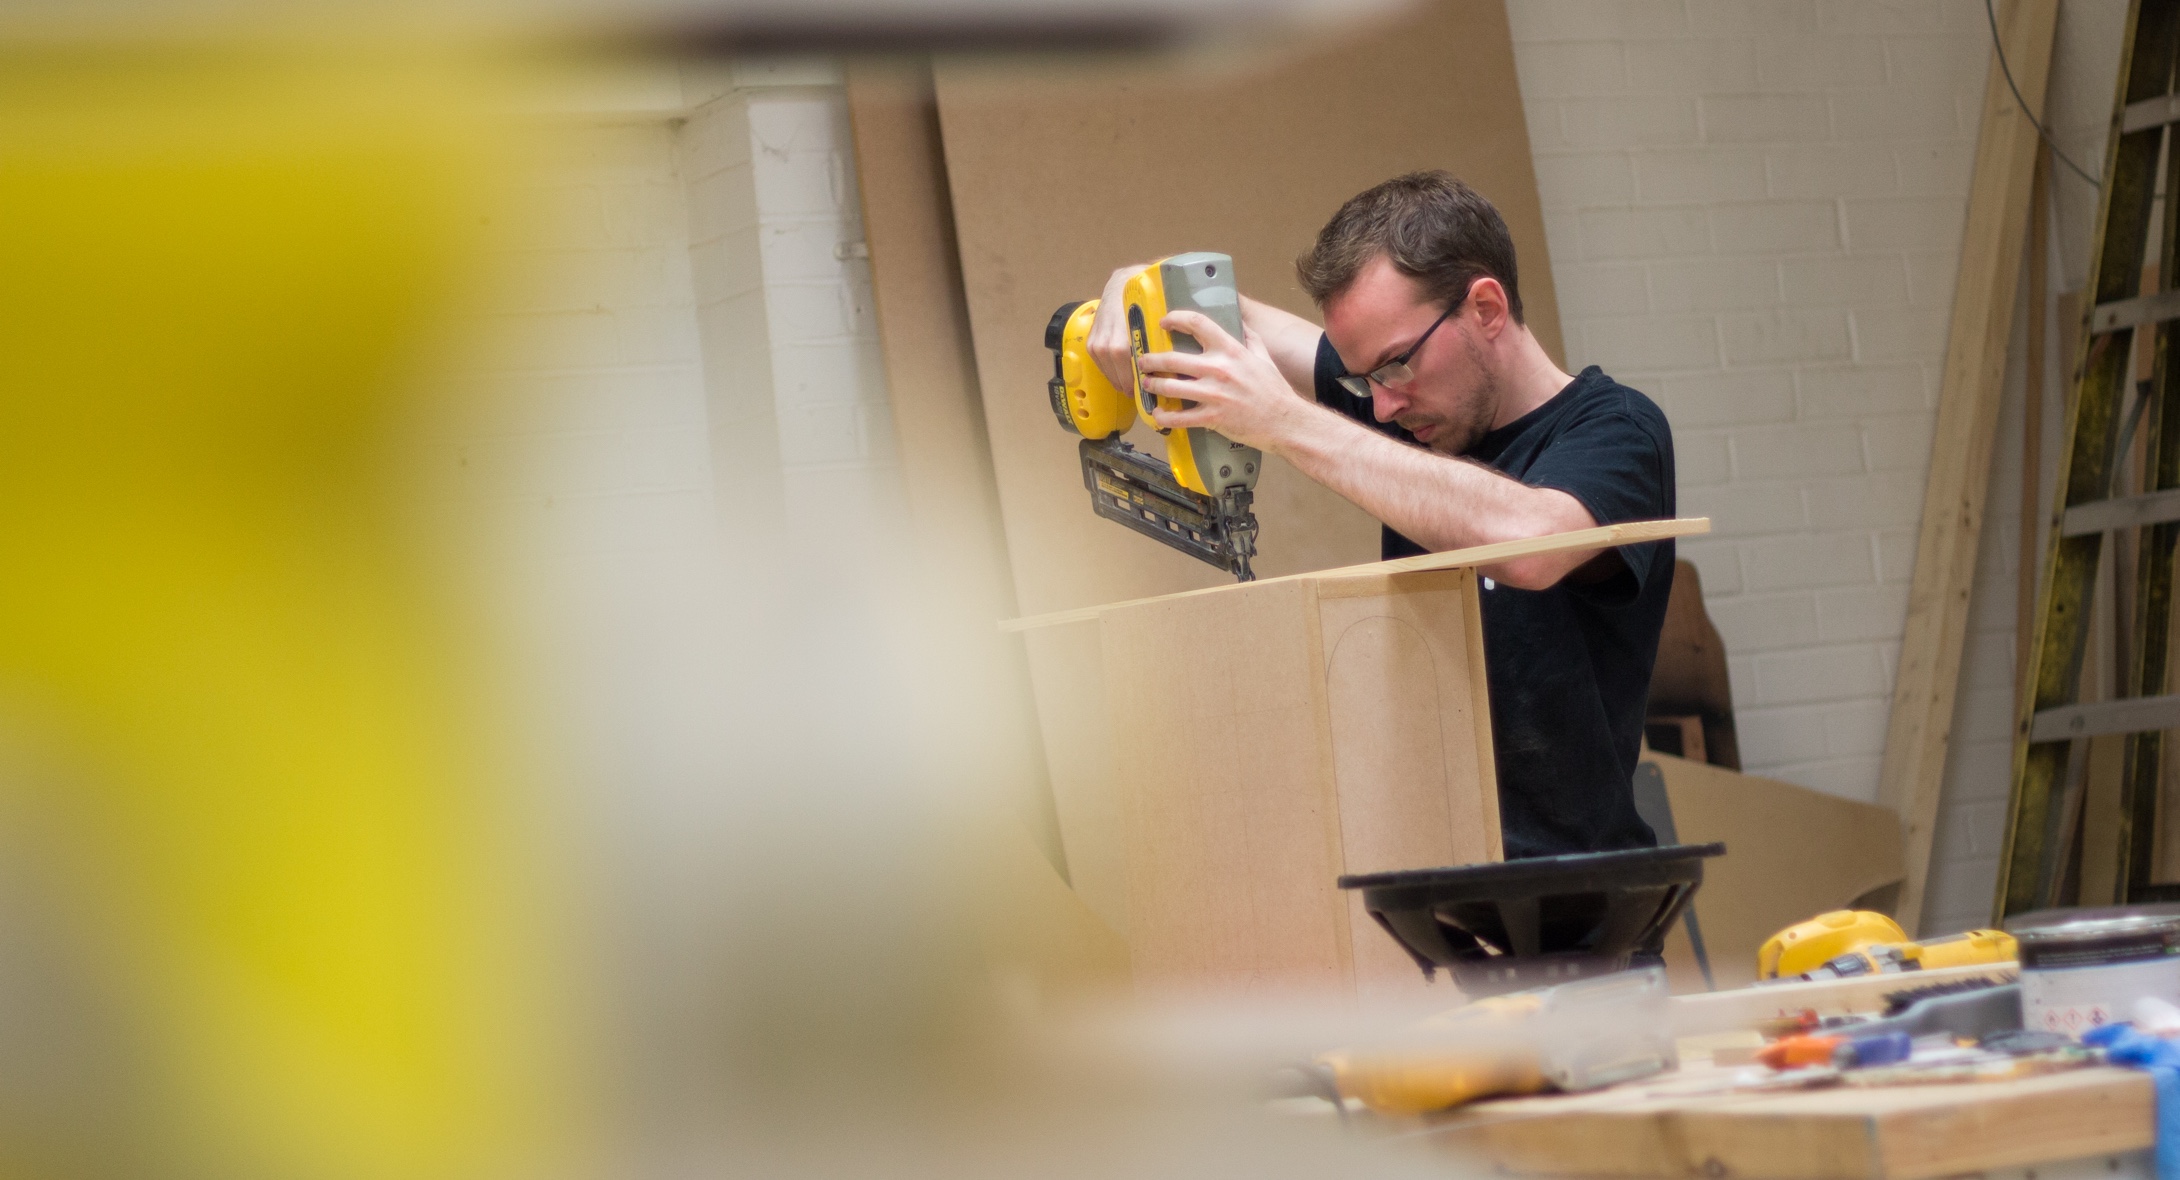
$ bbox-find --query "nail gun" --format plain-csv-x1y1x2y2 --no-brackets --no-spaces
1044,252,1262,581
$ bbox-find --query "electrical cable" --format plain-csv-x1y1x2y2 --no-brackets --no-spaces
1985,0,2101,189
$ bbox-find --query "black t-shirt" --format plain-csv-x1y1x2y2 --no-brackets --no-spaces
1314,337,1675,859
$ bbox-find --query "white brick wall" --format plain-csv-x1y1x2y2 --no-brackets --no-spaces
437,62,913,807
458,121,718,564
1513,0,2127,930
1512,0,1995,808
680,75,908,577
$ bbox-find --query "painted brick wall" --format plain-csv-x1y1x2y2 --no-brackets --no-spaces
433,64,910,801
459,120,718,569
1510,0,2126,930
680,69,908,576
429,72,918,1104
1509,0,1997,809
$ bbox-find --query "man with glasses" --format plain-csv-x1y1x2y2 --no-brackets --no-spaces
1087,170,1674,860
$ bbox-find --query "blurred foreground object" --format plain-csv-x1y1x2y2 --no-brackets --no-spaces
0,0,1413,52
1319,968,1675,1117
0,45,578,1179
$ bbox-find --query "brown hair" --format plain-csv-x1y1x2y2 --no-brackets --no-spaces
1295,170,1523,322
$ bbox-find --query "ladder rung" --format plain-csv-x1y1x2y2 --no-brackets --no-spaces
2121,92,2180,133
2061,487,2180,535
2091,288,2180,333
2030,693,2180,742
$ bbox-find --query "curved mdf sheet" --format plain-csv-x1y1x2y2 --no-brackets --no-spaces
932,0,1562,618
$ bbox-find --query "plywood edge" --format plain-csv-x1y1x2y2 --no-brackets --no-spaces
1431,1067,2148,1180
999,517,1711,632
1876,0,2059,936
1313,567,1472,601
1871,1068,2152,1180
1300,577,1360,993
1670,962,2019,1035
1431,1104,1883,1180
1461,568,1505,862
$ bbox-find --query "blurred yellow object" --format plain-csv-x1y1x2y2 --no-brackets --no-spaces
1318,969,1675,1116
1759,910,2020,983
0,46,574,1179
1758,911,1908,979
1318,993,1551,1116
1917,928,2018,969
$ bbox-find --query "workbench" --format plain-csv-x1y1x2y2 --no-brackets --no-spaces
1416,1055,2154,1180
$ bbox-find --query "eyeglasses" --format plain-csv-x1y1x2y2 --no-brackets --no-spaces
1333,302,1458,400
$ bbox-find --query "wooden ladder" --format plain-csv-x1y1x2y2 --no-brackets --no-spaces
1998,0,2180,915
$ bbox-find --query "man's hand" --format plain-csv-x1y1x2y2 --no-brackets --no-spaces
1134,309,1307,451
1086,264,1146,393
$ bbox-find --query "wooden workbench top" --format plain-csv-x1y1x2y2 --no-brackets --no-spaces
1413,1058,2152,1180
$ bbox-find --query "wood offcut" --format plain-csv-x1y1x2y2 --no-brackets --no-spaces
1001,517,1712,632
1877,0,2059,934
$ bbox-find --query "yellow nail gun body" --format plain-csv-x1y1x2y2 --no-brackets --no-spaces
1045,252,1262,581
1756,909,2017,982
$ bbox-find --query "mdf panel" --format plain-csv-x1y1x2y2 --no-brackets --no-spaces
1103,579,1349,996
1319,571,1502,1004
933,4,1558,962
844,63,1070,874
1101,571,1503,1003
1020,618,1128,935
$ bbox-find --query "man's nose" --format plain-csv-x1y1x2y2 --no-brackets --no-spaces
1370,385,1404,422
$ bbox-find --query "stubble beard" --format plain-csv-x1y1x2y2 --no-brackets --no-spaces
1407,334,1500,456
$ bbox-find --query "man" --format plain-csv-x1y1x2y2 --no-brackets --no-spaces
1088,171,1674,859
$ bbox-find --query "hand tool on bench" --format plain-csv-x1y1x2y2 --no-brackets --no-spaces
1758,910,2017,982
1313,967,1678,1116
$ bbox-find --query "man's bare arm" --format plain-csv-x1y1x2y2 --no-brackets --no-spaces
1238,295,1321,396
1270,400,1602,588
1133,308,1606,589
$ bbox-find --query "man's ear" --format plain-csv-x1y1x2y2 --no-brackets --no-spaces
1467,276,1512,339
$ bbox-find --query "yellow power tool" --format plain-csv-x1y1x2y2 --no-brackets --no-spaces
1756,909,2017,982
1045,252,1262,580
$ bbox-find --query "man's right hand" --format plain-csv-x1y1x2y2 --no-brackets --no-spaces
1087,264,1147,393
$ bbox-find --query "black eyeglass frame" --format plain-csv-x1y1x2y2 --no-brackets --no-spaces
1333,299,1460,400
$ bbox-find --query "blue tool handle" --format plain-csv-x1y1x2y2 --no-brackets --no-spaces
1833,1029,1912,1069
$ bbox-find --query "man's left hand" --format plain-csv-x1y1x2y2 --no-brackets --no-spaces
1134,309,1305,451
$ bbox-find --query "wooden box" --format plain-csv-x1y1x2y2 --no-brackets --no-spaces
1010,520,1703,1007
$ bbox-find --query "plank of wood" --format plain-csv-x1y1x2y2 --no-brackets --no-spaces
1102,568,1500,1006
1000,517,1712,632
2018,144,2049,720
1424,1061,2151,1180
1668,961,2016,1036
1877,0,2060,936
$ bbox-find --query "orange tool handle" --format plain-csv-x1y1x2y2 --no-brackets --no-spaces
1756,1034,1842,1070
